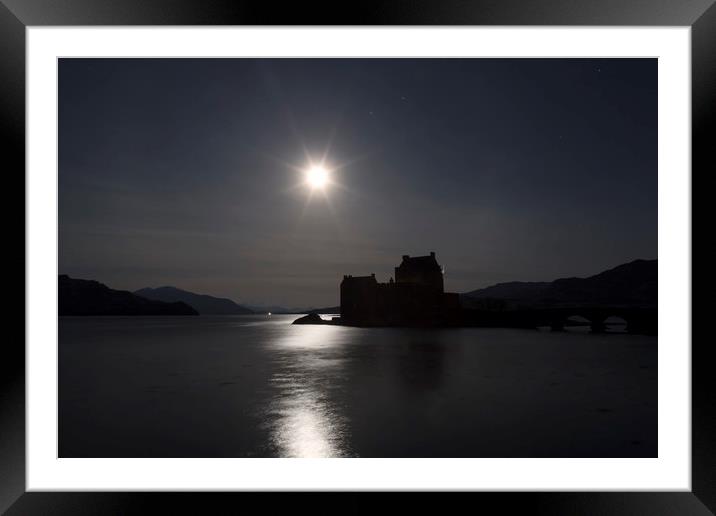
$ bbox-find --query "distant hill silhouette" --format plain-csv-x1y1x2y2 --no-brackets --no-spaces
59,275,198,316
134,286,253,315
307,306,340,314
245,305,340,315
245,304,292,314
462,259,657,309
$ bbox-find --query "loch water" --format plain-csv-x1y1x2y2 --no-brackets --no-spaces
59,314,657,457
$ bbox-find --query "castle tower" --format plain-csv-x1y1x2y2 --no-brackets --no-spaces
394,252,444,292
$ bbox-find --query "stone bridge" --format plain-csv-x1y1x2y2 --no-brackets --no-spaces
463,306,658,335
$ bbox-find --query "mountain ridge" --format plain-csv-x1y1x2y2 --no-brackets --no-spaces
134,286,254,315
59,275,198,316
462,259,657,309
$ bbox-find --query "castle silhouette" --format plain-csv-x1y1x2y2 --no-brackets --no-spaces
340,252,460,326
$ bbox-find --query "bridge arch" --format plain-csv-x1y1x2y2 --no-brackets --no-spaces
526,307,657,335
562,315,590,333
546,310,607,333
604,315,628,333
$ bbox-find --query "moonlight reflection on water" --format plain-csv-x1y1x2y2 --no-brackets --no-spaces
265,325,354,457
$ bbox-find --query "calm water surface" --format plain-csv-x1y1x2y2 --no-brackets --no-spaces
59,315,656,457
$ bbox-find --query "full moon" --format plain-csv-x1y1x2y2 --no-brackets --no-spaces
306,166,329,189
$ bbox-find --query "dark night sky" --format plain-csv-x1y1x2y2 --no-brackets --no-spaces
59,58,657,307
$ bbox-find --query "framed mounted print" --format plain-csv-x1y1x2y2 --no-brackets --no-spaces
3,0,712,514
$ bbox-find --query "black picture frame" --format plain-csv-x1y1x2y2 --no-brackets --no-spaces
2,1,711,514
